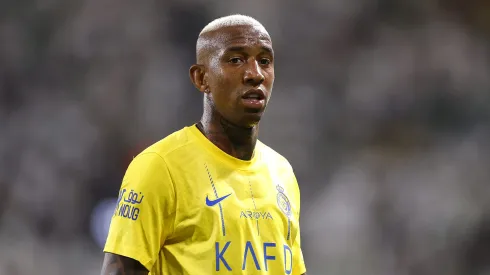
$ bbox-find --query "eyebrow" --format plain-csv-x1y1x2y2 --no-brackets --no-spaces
225,46,274,55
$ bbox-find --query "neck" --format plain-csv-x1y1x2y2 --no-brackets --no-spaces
197,112,259,161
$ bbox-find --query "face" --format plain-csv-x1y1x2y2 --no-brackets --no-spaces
204,25,275,128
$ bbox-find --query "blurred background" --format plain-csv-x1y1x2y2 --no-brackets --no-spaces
1,0,490,274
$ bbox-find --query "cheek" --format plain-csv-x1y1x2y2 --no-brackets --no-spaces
265,71,275,88
207,57,226,85
213,72,237,95
209,72,236,105
209,65,228,85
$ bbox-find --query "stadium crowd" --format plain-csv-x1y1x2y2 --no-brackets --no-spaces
1,0,490,274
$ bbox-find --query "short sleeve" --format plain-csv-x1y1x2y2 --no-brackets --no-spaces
104,152,176,271
290,168,306,275
292,228,307,274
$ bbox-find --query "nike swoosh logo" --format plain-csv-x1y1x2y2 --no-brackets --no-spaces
206,193,232,206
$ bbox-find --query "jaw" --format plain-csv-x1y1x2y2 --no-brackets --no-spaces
238,113,263,128
226,103,267,128
203,95,268,129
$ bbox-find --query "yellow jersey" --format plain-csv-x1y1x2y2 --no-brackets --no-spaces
104,125,306,274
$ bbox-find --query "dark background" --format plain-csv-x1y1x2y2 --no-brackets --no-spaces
1,0,490,274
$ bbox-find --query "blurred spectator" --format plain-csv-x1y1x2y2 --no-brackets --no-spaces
1,0,490,274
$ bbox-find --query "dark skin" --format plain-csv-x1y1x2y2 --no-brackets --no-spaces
100,253,147,275
100,24,306,275
191,24,275,160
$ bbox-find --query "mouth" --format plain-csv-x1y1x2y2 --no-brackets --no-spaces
240,88,267,113
241,89,266,101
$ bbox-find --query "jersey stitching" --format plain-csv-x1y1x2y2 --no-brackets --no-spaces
205,163,226,236
248,179,260,236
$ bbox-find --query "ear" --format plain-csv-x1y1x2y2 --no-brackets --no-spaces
189,64,209,93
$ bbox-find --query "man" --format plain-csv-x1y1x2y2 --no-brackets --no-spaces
100,14,307,275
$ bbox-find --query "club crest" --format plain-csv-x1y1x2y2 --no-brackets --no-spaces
276,185,292,218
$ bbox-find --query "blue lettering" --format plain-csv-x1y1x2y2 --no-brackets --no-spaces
116,204,140,221
239,211,274,220
263,242,276,271
118,204,126,217
132,208,140,220
124,204,131,218
284,245,293,274
242,241,260,270
215,242,232,271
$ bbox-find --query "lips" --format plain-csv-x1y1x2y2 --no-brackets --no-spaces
242,89,266,100
241,89,266,110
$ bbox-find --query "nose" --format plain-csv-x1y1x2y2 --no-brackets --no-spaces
243,60,265,87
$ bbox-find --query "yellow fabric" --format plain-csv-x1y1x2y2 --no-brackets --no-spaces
104,125,306,274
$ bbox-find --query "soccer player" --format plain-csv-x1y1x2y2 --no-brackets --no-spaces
100,14,307,275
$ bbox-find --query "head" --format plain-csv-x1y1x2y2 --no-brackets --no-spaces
189,14,275,128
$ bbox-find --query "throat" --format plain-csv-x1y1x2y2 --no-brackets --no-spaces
196,119,258,161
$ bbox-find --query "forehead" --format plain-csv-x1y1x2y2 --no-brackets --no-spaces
211,25,272,51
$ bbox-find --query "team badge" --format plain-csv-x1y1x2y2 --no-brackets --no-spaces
276,185,292,218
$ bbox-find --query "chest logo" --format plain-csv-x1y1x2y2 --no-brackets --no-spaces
206,193,232,207
276,185,292,218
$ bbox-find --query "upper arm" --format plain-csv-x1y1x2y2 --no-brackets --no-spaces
101,253,148,275
103,152,176,271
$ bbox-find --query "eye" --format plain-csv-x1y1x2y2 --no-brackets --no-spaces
229,57,244,64
260,58,271,65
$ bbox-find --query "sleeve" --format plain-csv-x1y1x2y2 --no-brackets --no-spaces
290,168,306,275
292,227,307,275
103,152,176,271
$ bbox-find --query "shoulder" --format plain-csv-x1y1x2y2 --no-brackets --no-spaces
139,126,194,158
257,140,294,171
125,126,196,178
257,140,300,191
258,141,302,210
120,129,194,200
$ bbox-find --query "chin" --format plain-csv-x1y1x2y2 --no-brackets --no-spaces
238,113,263,128
222,108,265,129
